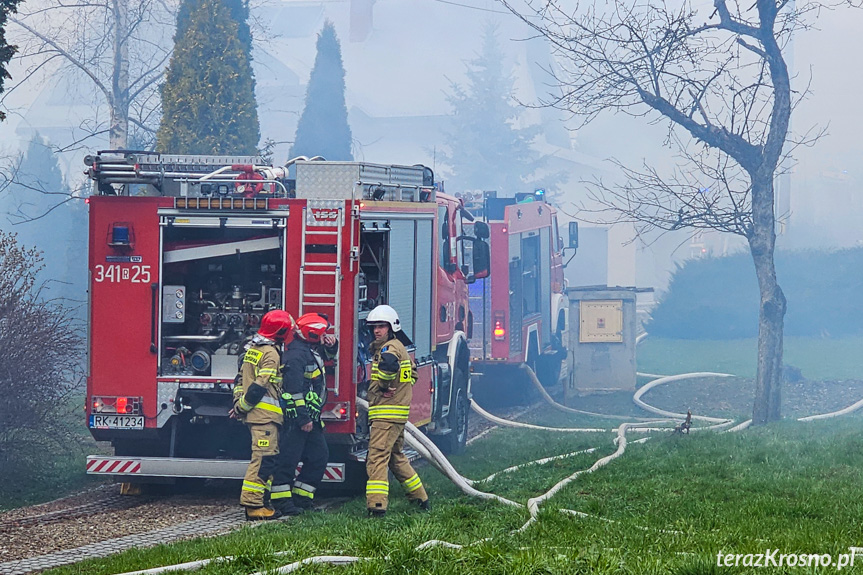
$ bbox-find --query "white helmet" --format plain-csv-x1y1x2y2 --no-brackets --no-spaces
367,304,412,345
367,304,402,332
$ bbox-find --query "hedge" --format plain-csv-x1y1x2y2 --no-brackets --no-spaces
646,248,863,339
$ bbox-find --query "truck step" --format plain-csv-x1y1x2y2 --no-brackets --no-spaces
86,456,346,482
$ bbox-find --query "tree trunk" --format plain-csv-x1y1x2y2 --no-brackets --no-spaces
749,175,787,425
109,0,129,149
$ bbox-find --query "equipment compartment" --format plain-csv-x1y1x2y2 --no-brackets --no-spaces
158,218,286,377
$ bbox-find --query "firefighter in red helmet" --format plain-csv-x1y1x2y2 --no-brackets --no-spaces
232,309,295,521
364,304,429,517
271,312,338,515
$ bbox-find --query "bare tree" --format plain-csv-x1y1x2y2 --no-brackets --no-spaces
501,0,857,424
6,0,176,149
0,230,85,478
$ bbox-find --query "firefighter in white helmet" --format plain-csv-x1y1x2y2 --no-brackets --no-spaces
231,309,295,521
364,304,430,516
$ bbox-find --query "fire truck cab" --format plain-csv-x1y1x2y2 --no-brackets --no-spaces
84,152,488,485
465,190,573,402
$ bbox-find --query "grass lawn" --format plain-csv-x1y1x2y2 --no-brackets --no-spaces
0,450,106,511
637,336,863,380
43,414,863,575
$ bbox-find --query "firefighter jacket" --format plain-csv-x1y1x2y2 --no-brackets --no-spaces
233,343,284,425
367,336,416,423
281,338,338,427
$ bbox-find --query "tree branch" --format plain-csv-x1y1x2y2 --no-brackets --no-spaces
10,17,111,100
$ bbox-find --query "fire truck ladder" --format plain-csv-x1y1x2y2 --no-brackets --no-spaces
299,200,346,395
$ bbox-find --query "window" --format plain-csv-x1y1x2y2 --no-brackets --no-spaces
552,217,561,252
521,235,541,316
438,205,451,271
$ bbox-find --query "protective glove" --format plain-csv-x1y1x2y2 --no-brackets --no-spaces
281,394,298,419
306,391,323,420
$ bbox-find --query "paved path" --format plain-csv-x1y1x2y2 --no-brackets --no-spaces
0,508,246,575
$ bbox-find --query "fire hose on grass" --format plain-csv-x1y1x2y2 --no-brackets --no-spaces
117,397,669,575
115,367,863,575
246,383,863,575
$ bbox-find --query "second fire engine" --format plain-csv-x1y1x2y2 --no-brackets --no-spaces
462,190,578,403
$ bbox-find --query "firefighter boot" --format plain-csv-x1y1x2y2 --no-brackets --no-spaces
368,501,387,518
273,499,304,517
245,506,282,521
415,498,431,512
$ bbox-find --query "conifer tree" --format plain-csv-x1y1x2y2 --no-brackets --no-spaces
0,0,25,121
290,21,353,161
156,0,260,154
440,22,555,195
0,133,83,301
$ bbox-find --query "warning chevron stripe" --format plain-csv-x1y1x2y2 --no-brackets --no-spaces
86,457,141,475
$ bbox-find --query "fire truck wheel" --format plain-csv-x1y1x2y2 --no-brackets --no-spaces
438,369,469,455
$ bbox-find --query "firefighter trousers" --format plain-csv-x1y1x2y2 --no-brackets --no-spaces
366,420,427,511
240,422,279,508
271,423,329,503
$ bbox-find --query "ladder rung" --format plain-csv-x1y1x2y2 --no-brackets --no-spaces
301,301,336,307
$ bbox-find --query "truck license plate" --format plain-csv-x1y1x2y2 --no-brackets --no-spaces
90,415,144,430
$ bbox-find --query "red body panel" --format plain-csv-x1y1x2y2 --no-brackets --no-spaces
435,194,470,342
88,197,173,425
489,221,512,362
410,363,433,425
354,196,467,426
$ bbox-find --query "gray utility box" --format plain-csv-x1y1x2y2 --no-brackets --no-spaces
565,286,641,399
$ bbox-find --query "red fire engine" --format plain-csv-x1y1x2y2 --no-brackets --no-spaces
83,152,489,487
463,190,578,402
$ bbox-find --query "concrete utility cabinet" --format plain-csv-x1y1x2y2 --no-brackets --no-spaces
565,286,640,400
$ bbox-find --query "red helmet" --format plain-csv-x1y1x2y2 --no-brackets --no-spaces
296,313,329,343
258,310,296,343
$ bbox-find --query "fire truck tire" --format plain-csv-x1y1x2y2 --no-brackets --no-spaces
437,369,469,455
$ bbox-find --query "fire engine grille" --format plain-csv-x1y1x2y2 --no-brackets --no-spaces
174,198,270,210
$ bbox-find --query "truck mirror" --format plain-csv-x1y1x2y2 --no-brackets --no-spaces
472,239,490,279
473,221,490,240
568,221,579,250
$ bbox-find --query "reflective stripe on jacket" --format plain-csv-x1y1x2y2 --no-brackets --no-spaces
281,338,336,426
233,344,283,425
367,336,415,422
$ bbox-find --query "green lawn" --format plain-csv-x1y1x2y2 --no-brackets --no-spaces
637,336,863,380
44,415,863,574
26,337,863,572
